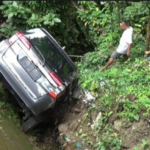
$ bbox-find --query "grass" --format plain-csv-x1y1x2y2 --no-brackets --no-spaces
72,49,150,149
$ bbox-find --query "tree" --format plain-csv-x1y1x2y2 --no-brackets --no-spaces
123,1,150,50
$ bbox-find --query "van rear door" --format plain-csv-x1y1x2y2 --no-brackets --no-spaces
23,28,77,84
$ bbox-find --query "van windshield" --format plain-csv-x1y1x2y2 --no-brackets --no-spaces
24,28,75,82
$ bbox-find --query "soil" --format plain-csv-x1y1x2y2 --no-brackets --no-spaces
32,87,86,150
34,93,150,150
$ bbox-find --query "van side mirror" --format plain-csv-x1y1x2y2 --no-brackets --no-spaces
62,46,65,51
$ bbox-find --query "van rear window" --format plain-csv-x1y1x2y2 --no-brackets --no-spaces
24,28,74,81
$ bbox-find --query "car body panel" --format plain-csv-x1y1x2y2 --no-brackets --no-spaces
3,48,46,99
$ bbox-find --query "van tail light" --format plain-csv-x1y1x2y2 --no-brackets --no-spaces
49,72,63,86
49,92,57,98
19,36,31,49
16,32,31,49
16,32,23,37
9,32,31,49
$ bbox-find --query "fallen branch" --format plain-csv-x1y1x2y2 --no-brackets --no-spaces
0,33,8,38
71,1,83,11
69,55,84,58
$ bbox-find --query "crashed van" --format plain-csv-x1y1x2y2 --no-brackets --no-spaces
0,28,77,132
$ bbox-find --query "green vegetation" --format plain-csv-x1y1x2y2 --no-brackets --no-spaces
0,83,20,125
0,1,149,54
0,1,94,55
74,1,150,149
1,1,150,149
75,50,150,149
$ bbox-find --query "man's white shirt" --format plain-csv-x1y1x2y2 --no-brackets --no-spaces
116,26,133,54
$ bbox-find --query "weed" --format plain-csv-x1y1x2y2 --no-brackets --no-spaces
75,41,150,149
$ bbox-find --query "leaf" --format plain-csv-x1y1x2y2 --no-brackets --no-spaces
12,1,18,7
43,20,49,25
31,13,36,19
133,147,140,150
50,20,54,26
142,139,148,148
25,8,31,13
134,24,142,27
134,114,139,121
8,13,14,19
53,18,61,23
3,1,12,5
100,146,106,150
0,5,7,10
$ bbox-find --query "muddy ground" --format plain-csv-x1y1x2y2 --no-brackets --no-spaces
0,111,41,150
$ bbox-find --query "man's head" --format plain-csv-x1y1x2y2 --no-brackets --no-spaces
119,20,129,30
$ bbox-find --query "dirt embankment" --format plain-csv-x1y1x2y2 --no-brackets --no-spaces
0,112,41,150
35,87,150,150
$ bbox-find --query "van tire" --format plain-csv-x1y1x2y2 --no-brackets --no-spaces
21,116,39,133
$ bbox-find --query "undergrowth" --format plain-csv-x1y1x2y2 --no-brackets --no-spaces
0,83,20,126
75,42,150,150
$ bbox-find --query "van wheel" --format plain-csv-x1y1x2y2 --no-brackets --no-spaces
21,116,39,133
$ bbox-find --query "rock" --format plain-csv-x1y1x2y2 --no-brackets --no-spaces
74,108,81,113
69,120,80,131
108,113,116,124
65,144,72,150
58,124,68,133
126,94,137,101
91,111,97,122
122,118,133,128
70,108,81,114
121,133,136,149
121,119,148,149
113,120,122,131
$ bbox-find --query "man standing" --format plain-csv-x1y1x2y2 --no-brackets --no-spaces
99,21,133,70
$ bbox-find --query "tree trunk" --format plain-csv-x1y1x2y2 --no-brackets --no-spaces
109,2,114,32
117,1,120,23
145,17,150,51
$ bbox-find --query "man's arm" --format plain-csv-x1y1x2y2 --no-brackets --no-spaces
145,51,150,55
127,43,132,57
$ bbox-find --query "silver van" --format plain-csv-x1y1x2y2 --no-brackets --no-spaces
0,28,77,132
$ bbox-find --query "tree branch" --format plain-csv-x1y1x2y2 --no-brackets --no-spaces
0,33,8,38
69,55,84,58
71,1,83,11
